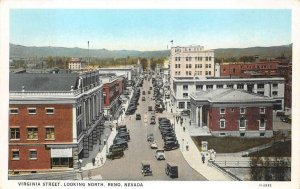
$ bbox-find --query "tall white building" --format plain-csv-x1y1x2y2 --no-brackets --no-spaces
170,45,215,79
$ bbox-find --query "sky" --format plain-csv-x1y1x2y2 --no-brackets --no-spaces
9,9,291,51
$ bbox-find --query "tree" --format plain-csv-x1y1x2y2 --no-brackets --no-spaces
140,58,148,70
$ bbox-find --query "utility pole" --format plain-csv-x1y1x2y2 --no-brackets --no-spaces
88,41,90,68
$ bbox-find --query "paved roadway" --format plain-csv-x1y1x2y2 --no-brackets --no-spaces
93,77,206,180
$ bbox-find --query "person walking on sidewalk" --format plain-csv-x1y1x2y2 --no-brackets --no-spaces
183,126,185,132
92,158,96,166
186,141,189,151
202,154,205,164
100,156,103,165
189,120,191,125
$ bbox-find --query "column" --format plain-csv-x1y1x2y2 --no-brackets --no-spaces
234,84,237,89
253,83,258,93
72,147,79,170
83,100,87,130
244,84,247,90
203,85,207,91
88,134,93,151
199,106,203,127
213,84,217,90
195,107,199,127
83,136,89,158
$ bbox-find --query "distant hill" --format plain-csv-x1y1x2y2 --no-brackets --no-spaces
10,43,292,59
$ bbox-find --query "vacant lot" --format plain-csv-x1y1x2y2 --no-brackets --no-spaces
248,140,291,157
192,136,273,153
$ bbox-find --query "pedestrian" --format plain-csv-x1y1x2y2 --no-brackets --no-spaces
171,108,173,113
100,156,103,165
202,154,205,164
189,120,191,125
186,142,189,151
183,126,185,132
92,158,96,166
180,121,183,126
185,118,186,122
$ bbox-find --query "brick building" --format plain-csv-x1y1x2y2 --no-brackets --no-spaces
9,71,104,173
102,76,125,119
190,89,276,137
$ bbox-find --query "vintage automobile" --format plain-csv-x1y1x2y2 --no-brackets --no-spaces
111,140,128,150
150,141,158,149
106,146,124,160
136,113,141,120
141,161,153,176
147,133,154,142
165,162,178,178
155,149,165,160
148,106,153,111
150,117,156,125
164,140,179,151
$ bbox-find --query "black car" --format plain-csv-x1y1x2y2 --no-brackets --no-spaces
162,132,176,139
107,146,124,160
116,132,130,141
165,162,178,178
148,106,153,111
150,117,156,125
136,113,141,120
163,136,178,142
112,140,128,150
164,141,179,151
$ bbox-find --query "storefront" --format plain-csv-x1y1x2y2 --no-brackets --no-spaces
50,148,73,168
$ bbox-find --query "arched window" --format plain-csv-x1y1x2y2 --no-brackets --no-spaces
239,117,246,129
220,118,226,128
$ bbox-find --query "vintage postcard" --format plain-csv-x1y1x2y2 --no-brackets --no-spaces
0,0,299,189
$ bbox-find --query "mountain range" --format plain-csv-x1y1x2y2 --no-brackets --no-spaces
10,43,292,59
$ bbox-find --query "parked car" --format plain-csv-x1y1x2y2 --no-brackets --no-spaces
164,140,179,151
142,97,146,101
155,149,165,160
136,113,141,120
111,140,128,150
107,146,124,160
142,91,146,95
165,162,178,178
150,117,156,125
141,161,153,176
148,106,153,111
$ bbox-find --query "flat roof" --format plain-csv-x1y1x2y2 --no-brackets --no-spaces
190,88,274,103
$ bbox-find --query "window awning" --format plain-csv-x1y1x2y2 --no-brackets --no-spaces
51,148,73,158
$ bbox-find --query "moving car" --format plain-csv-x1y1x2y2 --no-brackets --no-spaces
150,141,158,149
155,149,165,160
147,133,154,142
150,117,156,125
136,113,141,120
141,161,153,176
165,162,178,178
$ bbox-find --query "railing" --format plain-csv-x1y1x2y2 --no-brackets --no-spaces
10,89,82,97
209,161,242,181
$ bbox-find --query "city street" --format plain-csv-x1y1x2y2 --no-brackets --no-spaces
93,77,206,180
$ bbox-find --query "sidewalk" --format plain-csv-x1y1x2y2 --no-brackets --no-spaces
162,98,233,181
82,89,134,171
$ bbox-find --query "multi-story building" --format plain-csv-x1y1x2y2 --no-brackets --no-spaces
171,76,285,111
190,89,276,137
170,45,215,79
9,71,104,173
102,76,125,119
68,58,86,70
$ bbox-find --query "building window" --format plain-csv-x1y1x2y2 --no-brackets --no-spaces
237,84,244,89
220,118,226,128
259,118,266,129
29,150,37,160
179,102,185,109
239,117,246,130
205,64,208,68
208,64,211,68
257,91,264,95
12,150,20,160
272,91,278,96
209,56,212,61
220,108,225,114
183,85,188,91
240,108,246,114
196,85,203,90
28,108,37,115
186,64,189,68
186,57,189,61
227,85,233,88
45,108,54,115
189,71,192,75
45,127,55,140
219,133,226,136
76,105,82,116
183,93,188,98
207,85,213,89
260,107,265,114
273,83,278,88
260,132,265,137
187,102,191,109
206,57,208,61
217,85,223,89
10,108,19,114
257,84,264,89
10,128,20,140
27,128,38,140
240,133,245,137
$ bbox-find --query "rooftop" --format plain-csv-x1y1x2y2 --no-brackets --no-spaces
9,73,79,92
190,88,274,103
